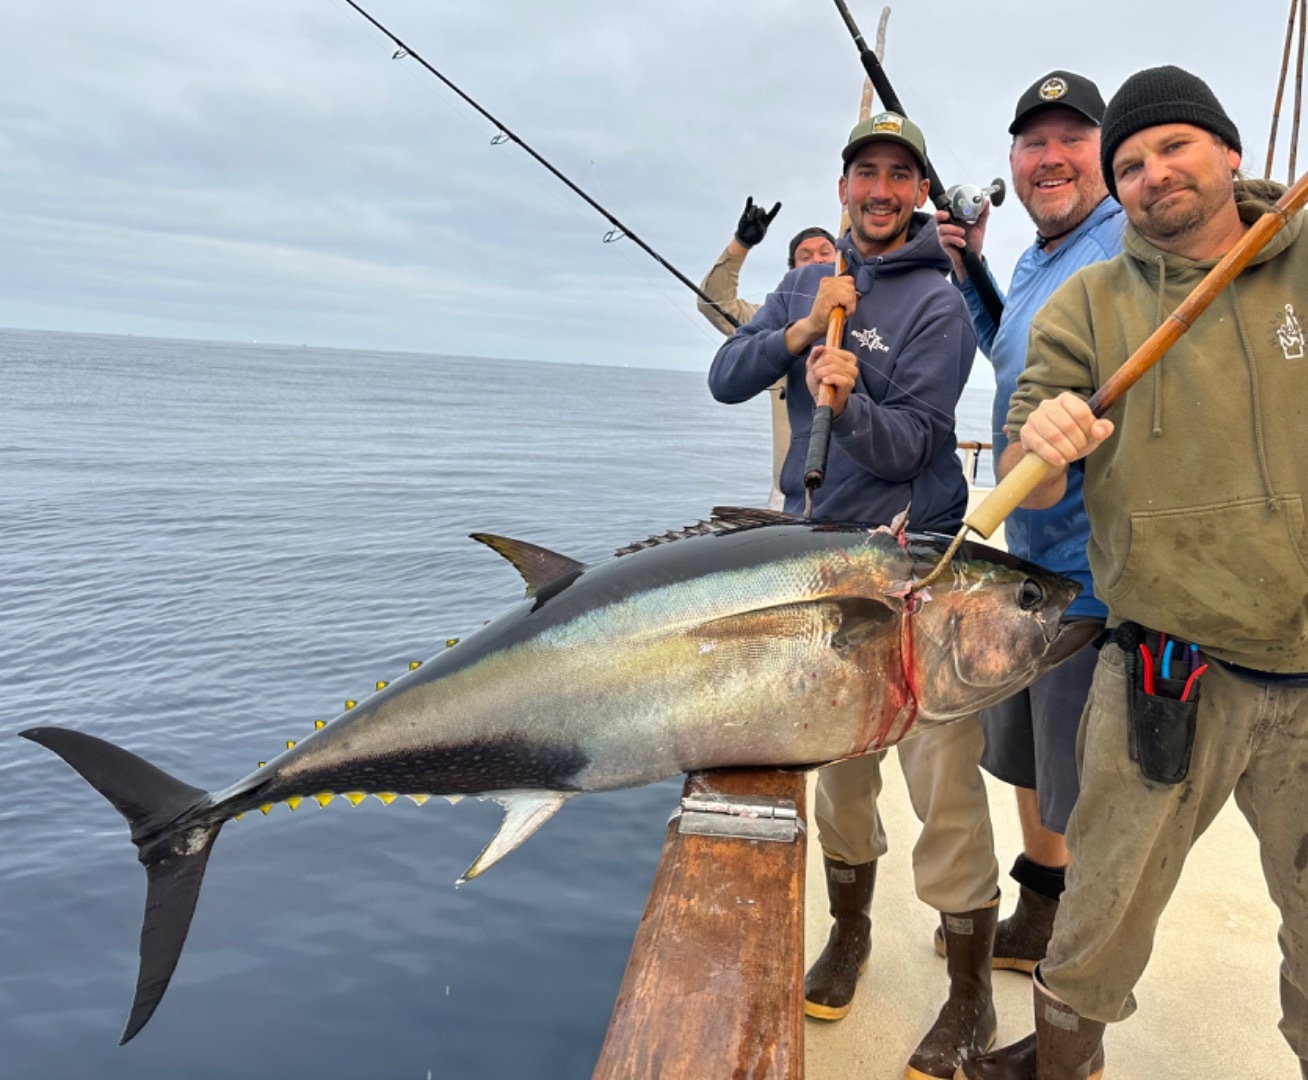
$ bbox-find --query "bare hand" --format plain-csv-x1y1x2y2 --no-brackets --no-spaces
1019,392,1114,466
934,204,989,281
805,344,858,417
802,274,857,340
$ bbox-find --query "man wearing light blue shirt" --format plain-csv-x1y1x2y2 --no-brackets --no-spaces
936,70,1125,974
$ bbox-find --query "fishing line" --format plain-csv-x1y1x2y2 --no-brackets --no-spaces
333,0,742,330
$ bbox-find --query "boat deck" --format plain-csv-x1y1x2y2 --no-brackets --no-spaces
802,757,1292,1078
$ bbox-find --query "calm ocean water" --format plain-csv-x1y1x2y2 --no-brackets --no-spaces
0,328,993,1079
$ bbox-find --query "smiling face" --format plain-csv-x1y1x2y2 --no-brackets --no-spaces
1110,124,1242,255
1009,109,1109,242
839,143,931,258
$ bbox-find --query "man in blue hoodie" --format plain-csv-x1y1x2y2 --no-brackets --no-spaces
935,71,1124,976
709,112,995,1080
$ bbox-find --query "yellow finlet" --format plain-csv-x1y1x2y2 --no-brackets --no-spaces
375,792,397,805
409,660,422,670
285,740,296,749
345,699,357,710
445,638,459,648
375,680,389,691
314,719,326,729
257,761,266,768
259,803,273,815
407,794,430,806
344,791,367,806
285,795,304,811
234,812,244,821
314,792,335,808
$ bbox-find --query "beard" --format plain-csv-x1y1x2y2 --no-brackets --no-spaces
1019,173,1107,237
1136,175,1232,242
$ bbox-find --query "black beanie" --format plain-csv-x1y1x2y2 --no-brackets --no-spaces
787,226,836,268
1100,65,1242,199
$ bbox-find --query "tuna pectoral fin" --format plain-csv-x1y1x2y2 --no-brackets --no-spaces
19,727,219,1044
458,791,575,885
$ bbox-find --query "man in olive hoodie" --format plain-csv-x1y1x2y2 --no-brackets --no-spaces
959,67,1308,1080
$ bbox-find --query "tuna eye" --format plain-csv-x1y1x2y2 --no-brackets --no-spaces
1018,579,1045,611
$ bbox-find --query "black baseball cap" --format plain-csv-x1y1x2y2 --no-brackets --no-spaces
1009,70,1106,135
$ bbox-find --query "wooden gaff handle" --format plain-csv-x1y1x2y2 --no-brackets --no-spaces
802,254,850,492
963,170,1308,540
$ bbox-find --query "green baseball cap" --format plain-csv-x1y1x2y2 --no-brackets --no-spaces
842,111,929,175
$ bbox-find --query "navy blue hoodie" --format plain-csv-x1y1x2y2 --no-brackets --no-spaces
708,213,976,530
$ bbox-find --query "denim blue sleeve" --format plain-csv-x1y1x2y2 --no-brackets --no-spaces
955,258,1005,358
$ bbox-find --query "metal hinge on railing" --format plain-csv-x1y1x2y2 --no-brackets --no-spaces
675,793,803,843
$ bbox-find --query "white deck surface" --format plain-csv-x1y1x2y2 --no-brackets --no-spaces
802,759,1294,1078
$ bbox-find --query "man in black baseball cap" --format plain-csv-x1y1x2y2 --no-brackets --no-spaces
934,66,1123,1020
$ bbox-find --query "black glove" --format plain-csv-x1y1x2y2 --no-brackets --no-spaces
734,197,781,248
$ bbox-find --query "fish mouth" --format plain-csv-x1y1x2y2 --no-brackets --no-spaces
1042,618,1103,665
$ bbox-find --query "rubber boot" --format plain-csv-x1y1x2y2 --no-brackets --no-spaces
905,892,999,1079
936,857,1063,974
954,975,1105,1079
804,856,876,1020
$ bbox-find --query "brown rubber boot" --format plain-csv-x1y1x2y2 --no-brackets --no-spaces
804,856,876,1020
954,975,1105,1079
935,858,1062,974
905,893,999,1079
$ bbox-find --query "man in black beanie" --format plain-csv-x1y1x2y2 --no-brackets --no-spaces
958,64,1308,1080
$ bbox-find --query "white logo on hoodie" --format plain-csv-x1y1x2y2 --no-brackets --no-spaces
850,327,890,353
1277,304,1304,360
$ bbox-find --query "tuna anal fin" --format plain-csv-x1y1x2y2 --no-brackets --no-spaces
458,791,574,885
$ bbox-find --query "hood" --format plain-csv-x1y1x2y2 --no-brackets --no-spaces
838,211,952,284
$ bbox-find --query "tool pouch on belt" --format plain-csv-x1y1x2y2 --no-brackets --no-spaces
1117,622,1200,785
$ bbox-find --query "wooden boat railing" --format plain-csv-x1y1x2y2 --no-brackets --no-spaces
593,767,808,1079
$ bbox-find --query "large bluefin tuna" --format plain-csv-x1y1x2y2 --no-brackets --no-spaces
20,508,1097,1043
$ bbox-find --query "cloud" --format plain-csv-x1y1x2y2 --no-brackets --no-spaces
0,0,1291,369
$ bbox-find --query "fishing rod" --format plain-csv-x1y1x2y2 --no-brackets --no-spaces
831,0,1006,327
914,168,1308,591
339,0,742,329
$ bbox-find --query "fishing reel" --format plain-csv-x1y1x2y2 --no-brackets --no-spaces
944,178,1006,226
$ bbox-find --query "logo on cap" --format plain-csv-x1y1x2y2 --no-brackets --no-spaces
1038,77,1069,101
871,112,903,134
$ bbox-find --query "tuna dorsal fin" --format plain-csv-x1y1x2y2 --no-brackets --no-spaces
458,790,575,884
613,505,800,557
469,534,586,597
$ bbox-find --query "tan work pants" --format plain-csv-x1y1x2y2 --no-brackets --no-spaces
814,715,998,913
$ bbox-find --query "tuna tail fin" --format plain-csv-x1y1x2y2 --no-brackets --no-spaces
20,726,219,1044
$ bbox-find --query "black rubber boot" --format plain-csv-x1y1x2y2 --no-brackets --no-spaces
935,857,1063,974
955,974,1105,1079
804,856,876,1021
905,892,999,1079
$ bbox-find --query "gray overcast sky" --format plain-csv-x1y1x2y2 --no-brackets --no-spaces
0,0,1296,371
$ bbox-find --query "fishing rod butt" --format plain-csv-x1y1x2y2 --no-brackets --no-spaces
963,451,1054,540
803,405,836,492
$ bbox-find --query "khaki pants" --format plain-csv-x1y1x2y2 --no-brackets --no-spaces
1043,644,1308,1060
814,715,998,913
